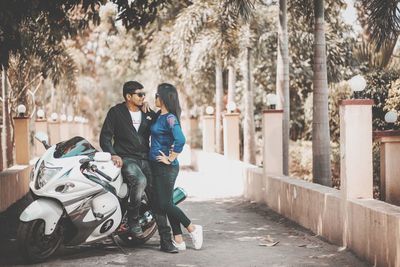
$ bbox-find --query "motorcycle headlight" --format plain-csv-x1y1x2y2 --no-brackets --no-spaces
35,161,62,189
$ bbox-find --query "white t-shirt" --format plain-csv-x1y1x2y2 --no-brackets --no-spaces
129,110,142,131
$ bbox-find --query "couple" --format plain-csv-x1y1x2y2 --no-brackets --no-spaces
99,81,203,253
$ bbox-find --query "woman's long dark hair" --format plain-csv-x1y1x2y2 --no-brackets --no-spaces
157,83,182,123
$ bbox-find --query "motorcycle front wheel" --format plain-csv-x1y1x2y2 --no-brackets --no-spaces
116,194,157,246
17,219,63,263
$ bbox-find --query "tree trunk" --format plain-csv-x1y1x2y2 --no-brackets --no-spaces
5,90,13,167
243,47,256,164
312,0,332,186
227,64,236,105
215,57,224,154
2,69,7,169
276,0,290,175
0,70,3,171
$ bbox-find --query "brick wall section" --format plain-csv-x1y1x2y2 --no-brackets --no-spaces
0,165,31,212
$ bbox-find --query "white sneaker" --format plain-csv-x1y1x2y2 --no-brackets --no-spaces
190,225,203,250
172,240,186,251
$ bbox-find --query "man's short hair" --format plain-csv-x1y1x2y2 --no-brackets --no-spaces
123,81,143,100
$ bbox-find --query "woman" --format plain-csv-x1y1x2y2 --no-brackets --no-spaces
149,83,203,251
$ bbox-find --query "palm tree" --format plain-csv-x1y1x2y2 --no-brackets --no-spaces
242,41,256,164
356,0,399,50
167,0,255,154
227,64,236,105
312,0,331,186
1,69,9,169
215,56,224,153
276,0,290,175
354,0,399,69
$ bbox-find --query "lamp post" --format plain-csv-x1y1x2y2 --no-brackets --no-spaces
348,74,367,99
17,104,27,118
36,109,45,120
263,93,283,176
50,112,58,122
226,101,237,114
14,104,30,164
202,106,215,152
384,110,398,130
205,106,214,115
266,93,278,110
223,102,239,160
60,114,67,122
374,110,400,204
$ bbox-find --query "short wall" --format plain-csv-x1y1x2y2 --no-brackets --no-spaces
193,150,400,267
0,164,31,212
192,150,259,198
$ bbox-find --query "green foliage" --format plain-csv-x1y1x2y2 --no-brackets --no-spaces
0,0,190,67
358,70,400,130
355,0,400,50
250,0,356,141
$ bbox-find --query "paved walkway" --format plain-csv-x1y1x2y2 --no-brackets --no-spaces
0,170,369,267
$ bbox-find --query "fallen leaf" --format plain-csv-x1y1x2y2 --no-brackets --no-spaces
262,235,274,243
259,241,280,247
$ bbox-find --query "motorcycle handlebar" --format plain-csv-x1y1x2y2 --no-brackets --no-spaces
90,165,113,182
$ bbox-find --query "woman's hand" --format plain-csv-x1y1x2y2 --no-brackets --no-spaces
141,101,151,113
156,150,171,165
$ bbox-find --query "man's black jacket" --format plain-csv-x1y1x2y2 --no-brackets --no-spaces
99,102,157,160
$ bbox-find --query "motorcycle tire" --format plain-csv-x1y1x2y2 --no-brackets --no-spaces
116,194,157,246
17,219,63,263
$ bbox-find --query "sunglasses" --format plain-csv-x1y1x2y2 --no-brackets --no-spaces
155,93,159,99
132,92,146,98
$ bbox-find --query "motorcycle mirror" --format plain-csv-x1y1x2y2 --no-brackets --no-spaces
34,132,50,149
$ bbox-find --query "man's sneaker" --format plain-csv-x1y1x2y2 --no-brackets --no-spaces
160,238,179,253
189,225,203,250
172,240,186,251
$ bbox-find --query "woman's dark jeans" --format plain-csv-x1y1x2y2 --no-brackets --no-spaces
150,161,191,235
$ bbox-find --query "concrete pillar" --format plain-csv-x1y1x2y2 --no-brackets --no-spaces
190,117,199,148
87,124,94,143
48,121,60,145
181,116,190,145
35,119,47,156
78,122,84,137
14,117,30,165
59,121,70,142
223,113,240,160
340,99,373,199
69,122,79,137
374,130,400,204
263,110,283,176
202,115,215,152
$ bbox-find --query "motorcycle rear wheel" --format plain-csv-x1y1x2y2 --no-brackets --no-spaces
17,219,63,263
116,194,157,246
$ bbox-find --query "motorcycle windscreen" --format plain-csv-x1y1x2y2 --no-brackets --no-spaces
54,136,97,158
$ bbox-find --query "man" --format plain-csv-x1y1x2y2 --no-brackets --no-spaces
99,81,177,253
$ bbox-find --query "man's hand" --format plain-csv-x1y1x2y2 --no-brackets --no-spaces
111,155,123,168
141,101,151,113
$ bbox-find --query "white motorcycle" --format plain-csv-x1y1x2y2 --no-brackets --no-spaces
17,133,157,263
